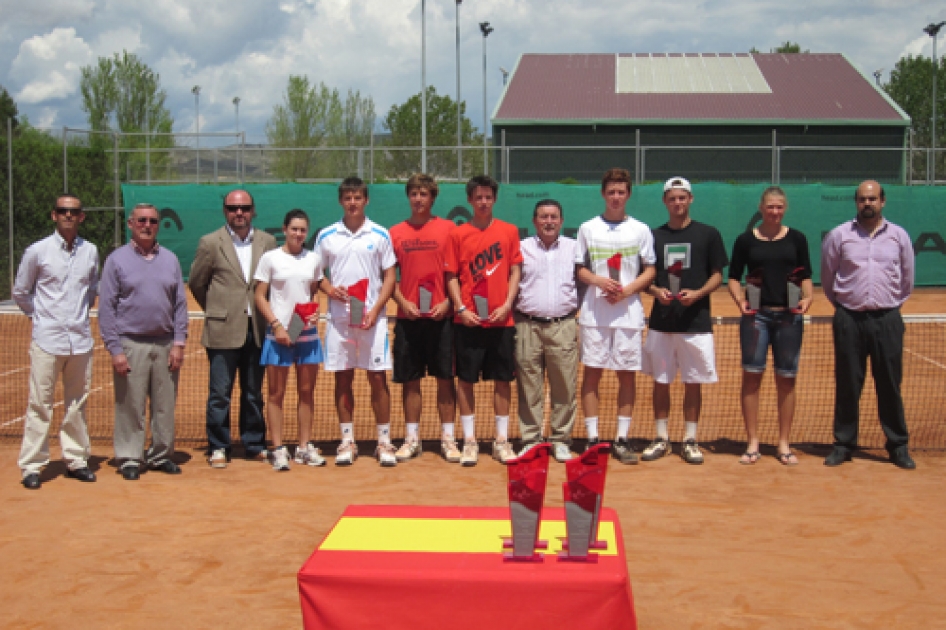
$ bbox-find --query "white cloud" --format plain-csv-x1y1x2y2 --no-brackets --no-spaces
10,27,92,104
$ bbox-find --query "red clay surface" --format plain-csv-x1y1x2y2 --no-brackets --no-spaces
2,443,944,628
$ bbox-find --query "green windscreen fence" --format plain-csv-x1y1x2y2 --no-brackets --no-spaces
122,183,946,285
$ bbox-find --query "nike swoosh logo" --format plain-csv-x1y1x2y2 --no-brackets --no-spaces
484,264,500,276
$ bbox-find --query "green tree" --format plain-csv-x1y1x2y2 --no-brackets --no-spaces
382,86,483,179
750,41,809,54
1,84,18,130
885,54,946,179
266,76,376,181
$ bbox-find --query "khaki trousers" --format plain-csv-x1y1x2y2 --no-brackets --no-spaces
18,342,93,477
514,317,579,446
113,337,179,467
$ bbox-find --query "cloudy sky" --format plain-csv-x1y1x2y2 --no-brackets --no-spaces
1,0,944,143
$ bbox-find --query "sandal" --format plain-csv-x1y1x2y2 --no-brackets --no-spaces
777,451,799,466
739,451,760,465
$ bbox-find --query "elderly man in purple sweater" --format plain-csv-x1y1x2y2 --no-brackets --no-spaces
99,203,189,480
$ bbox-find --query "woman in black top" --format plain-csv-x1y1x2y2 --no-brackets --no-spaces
727,186,813,465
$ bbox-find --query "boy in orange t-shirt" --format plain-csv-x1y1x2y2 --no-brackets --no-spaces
445,175,523,466
390,174,460,464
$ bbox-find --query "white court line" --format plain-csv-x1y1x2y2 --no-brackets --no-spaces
904,348,946,371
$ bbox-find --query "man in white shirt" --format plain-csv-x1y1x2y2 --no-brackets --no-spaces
13,194,99,489
575,168,656,464
515,199,579,463
317,177,397,467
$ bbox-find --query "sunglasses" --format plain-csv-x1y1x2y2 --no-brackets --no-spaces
134,217,160,225
225,204,253,213
55,207,83,216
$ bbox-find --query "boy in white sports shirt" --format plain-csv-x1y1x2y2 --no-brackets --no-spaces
575,168,656,464
316,177,397,467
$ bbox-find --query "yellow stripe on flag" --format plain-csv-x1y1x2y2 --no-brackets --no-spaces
320,517,617,556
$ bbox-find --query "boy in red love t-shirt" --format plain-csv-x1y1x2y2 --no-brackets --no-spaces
445,174,523,466
389,174,461,464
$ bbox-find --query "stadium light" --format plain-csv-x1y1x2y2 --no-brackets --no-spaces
480,21,494,175
924,21,946,184
233,97,241,134
500,67,509,86
192,85,201,184
421,0,427,173
456,0,463,181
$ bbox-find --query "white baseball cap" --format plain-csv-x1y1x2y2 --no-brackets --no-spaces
663,177,691,193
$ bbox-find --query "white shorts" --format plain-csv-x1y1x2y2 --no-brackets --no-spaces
580,326,642,371
642,330,717,384
324,318,392,372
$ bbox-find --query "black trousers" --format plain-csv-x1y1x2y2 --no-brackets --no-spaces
831,306,909,452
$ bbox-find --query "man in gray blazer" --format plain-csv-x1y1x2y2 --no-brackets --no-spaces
189,189,277,467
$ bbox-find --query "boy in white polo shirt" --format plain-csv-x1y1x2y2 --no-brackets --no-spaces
575,168,656,464
317,177,397,467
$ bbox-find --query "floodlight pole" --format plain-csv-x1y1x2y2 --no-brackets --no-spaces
924,21,945,184
233,96,241,133
456,0,463,181
421,0,427,173
480,21,493,175
192,85,201,184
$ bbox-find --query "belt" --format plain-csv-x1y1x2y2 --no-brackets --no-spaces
517,310,576,324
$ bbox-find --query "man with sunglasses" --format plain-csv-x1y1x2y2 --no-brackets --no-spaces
13,195,99,489
189,189,277,468
99,203,188,480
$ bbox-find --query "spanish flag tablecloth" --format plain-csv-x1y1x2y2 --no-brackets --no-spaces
298,505,636,629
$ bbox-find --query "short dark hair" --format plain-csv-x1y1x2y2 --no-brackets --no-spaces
56,193,82,210
601,168,632,193
339,176,369,200
533,199,563,219
466,174,499,199
224,189,254,207
283,208,309,228
406,173,439,200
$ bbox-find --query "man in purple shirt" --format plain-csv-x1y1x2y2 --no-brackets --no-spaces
99,203,189,480
821,180,915,469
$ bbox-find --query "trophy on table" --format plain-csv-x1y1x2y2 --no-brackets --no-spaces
559,441,610,561
473,278,490,320
289,302,319,343
347,279,369,326
503,443,552,562
607,252,622,282
417,276,436,316
667,260,683,298
787,266,805,312
745,268,763,313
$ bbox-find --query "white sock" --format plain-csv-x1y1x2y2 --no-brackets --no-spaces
442,422,455,439
656,419,669,440
495,416,509,440
461,415,476,440
340,423,354,442
406,423,419,440
377,423,391,444
616,416,632,440
584,416,598,440
685,421,698,442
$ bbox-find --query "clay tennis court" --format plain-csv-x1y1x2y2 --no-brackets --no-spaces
2,289,945,627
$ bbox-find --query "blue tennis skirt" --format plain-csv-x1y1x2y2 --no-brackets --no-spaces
260,328,324,366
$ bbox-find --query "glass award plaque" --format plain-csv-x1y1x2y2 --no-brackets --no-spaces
473,278,490,320
559,441,610,561
503,442,552,562
348,279,369,326
667,260,683,297
289,302,319,343
787,266,805,311
417,277,434,316
607,252,622,282
745,268,763,313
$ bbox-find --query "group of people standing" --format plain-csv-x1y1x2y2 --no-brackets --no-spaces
12,170,916,489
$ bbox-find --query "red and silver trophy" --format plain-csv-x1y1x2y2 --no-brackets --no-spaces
667,260,683,298
606,252,622,282
503,443,552,561
417,275,436,316
289,302,319,343
473,277,490,320
560,441,610,561
347,278,369,326
745,268,763,313
787,266,805,312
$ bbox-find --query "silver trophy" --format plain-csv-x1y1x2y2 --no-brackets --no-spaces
474,294,490,320
418,286,432,315
787,267,805,311
745,269,763,312
349,297,365,326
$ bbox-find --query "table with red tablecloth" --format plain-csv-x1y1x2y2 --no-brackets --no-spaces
298,505,636,629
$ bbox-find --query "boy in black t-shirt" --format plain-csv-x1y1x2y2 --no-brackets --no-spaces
641,177,728,464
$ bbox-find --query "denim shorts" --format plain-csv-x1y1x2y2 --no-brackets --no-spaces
260,328,324,366
739,309,803,377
